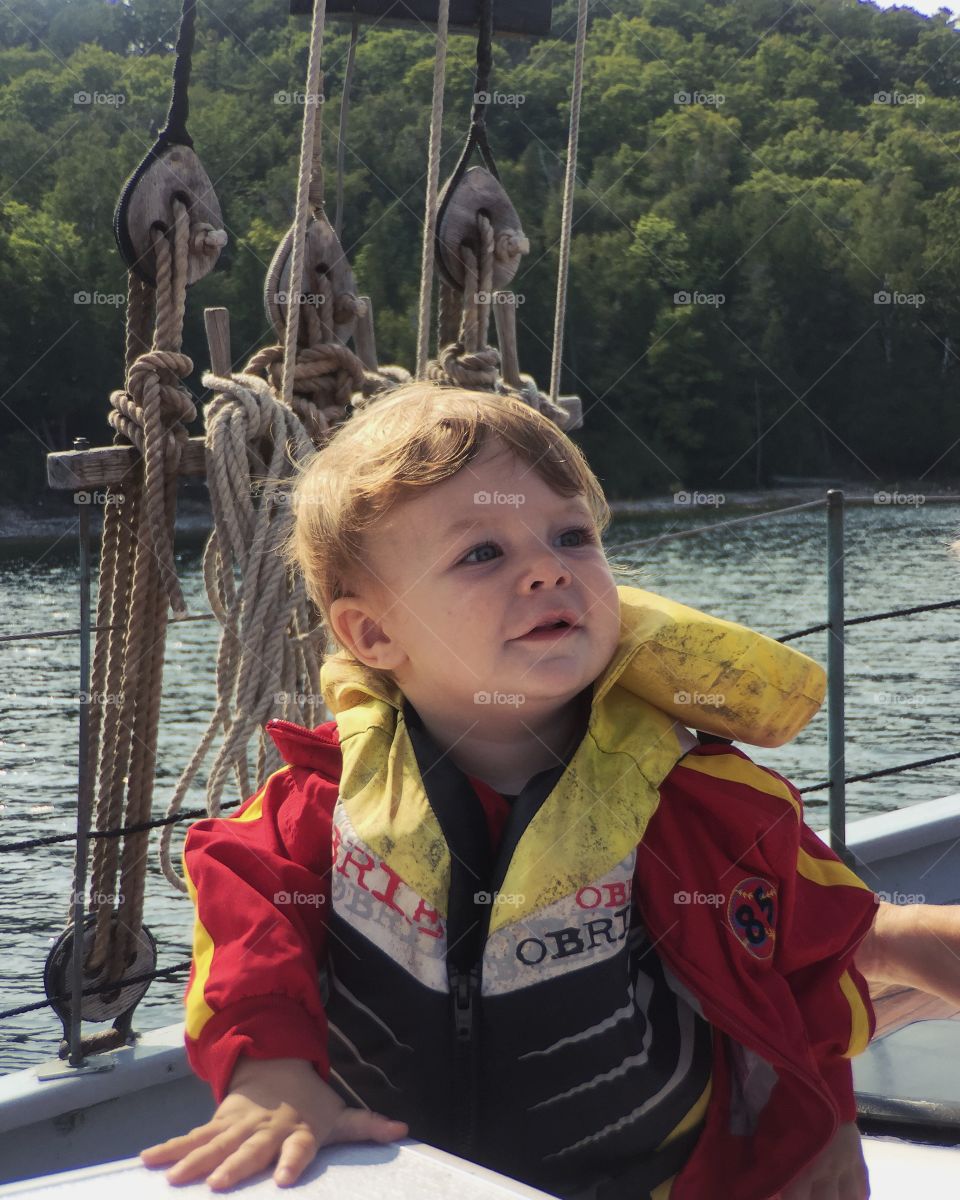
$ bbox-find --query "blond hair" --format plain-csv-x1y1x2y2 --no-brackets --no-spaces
281,382,612,668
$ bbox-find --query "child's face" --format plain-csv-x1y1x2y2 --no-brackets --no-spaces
330,437,622,721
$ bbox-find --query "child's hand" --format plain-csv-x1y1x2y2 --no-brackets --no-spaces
139,1055,408,1190
776,1122,869,1200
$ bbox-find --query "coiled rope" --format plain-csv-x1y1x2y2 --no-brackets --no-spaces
157,370,323,892
79,197,207,1020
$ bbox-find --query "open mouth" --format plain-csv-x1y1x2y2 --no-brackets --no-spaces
518,620,578,639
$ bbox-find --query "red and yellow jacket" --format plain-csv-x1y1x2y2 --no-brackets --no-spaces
181,596,877,1200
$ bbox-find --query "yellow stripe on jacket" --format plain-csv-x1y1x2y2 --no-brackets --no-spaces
838,969,872,1057
677,752,801,818
183,772,285,1042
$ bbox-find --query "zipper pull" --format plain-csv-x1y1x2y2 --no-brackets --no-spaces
451,963,480,1039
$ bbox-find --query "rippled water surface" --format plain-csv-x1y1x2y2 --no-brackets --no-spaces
1,502,958,1073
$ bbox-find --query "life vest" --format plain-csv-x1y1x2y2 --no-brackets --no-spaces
316,586,832,1196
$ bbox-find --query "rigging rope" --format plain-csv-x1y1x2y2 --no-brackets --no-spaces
157,369,324,893
334,15,360,242
280,0,328,410
81,204,195,983
550,0,589,405
416,0,451,379
152,0,422,894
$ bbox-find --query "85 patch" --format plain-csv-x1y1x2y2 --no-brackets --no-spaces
727,876,778,960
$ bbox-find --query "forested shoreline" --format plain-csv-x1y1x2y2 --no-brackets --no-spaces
2,0,959,502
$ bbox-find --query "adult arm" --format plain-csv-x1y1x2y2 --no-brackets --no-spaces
856,900,960,1006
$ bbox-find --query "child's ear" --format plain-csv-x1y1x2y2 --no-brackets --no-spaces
328,596,407,671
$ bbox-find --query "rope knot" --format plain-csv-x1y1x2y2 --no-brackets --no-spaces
245,342,365,444
428,342,500,390
110,349,195,467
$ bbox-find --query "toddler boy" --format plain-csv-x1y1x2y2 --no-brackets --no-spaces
142,383,877,1199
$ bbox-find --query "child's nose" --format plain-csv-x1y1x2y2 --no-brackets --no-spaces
523,552,572,589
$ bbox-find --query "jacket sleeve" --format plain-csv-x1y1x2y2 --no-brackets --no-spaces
181,765,335,1104
769,773,878,1124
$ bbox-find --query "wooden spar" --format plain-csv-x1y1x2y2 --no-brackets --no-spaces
352,295,379,370
288,0,553,36
493,294,522,389
203,306,233,376
47,440,208,490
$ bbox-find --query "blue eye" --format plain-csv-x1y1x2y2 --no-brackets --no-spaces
459,525,596,565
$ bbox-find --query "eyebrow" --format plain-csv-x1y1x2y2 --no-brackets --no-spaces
442,502,591,540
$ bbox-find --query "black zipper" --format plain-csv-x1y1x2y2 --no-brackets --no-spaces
449,960,481,1158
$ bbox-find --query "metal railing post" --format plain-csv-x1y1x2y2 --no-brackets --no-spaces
826,489,852,868
68,447,93,1067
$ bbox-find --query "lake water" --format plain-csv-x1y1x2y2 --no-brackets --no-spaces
1,500,959,1074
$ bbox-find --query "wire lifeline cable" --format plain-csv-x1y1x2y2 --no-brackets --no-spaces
549,0,589,404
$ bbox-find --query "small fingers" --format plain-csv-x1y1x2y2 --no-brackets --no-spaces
205,1126,292,1192
162,1126,256,1187
274,1127,320,1187
140,1123,224,1167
